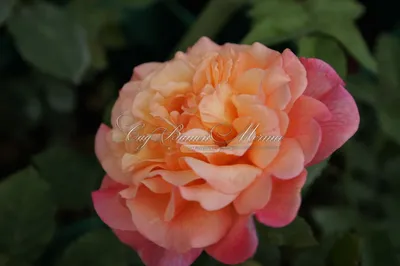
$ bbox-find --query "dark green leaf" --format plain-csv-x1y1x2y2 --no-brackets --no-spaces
306,0,365,23
346,73,378,105
244,2,311,45
297,36,347,78
238,260,263,266
0,254,31,266
292,246,327,266
343,141,377,174
0,0,16,25
375,34,400,91
303,159,329,195
328,233,361,266
382,156,400,189
258,217,318,248
312,207,359,235
0,167,56,262
254,242,280,266
318,22,377,74
33,145,103,210
7,2,90,83
56,229,133,266
360,230,400,266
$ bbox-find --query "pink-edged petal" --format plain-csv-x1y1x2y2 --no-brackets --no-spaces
300,58,344,99
132,62,162,81
180,184,238,211
127,187,234,252
300,58,359,165
99,175,125,190
113,229,203,266
289,95,332,122
206,216,258,264
95,124,131,185
268,138,305,179
256,170,307,228
92,187,136,231
309,85,360,165
183,157,262,194
282,49,307,103
234,172,272,214
286,117,322,165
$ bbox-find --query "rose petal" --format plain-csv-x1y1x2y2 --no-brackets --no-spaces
113,229,203,266
282,49,307,104
206,216,258,264
95,124,131,184
301,58,360,165
183,157,262,194
180,184,238,211
256,170,307,227
234,172,272,214
92,186,136,231
127,187,234,252
132,62,162,81
268,138,305,179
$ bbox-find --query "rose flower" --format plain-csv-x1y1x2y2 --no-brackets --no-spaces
92,37,359,266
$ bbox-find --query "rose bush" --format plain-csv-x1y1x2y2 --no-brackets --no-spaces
92,37,359,266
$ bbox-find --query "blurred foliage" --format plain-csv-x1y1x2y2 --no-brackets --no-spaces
0,0,400,266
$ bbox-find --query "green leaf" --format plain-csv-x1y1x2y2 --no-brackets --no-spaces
376,101,400,145
360,230,400,266
33,145,103,210
312,207,359,235
328,233,361,266
318,22,377,74
89,40,108,71
292,246,327,266
243,1,311,45
382,156,400,189
303,159,329,195
36,75,77,113
0,254,31,266
254,242,280,266
375,34,400,91
343,141,377,174
7,2,90,83
306,0,365,23
0,167,56,262
237,260,263,266
297,35,347,78
258,217,318,248
346,73,378,105
56,229,133,266
0,0,16,25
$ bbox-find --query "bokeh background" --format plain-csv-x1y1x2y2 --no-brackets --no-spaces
1,0,400,265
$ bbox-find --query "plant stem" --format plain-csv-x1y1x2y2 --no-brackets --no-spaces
171,0,247,55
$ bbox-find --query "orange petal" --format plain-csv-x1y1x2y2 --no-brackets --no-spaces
127,187,234,252
233,68,264,95
180,184,238,211
282,49,307,103
268,138,305,179
142,177,173,193
150,170,200,186
132,62,162,81
183,157,262,194
234,172,272,214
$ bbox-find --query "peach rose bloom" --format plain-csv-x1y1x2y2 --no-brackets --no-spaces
92,37,359,266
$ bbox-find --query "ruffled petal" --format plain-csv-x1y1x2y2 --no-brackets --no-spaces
183,157,262,194
256,170,307,227
113,229,203,266
300,58,360,165
127,187,234,252
206,216,258,264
